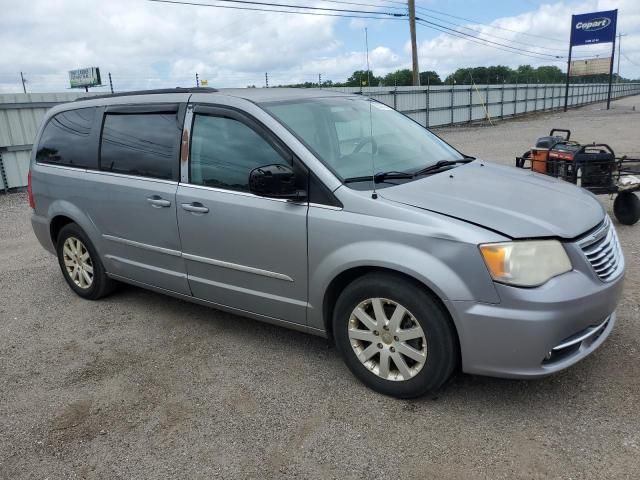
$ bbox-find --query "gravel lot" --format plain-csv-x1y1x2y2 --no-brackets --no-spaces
1,96,639,479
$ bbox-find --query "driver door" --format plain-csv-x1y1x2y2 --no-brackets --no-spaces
176,105,309,325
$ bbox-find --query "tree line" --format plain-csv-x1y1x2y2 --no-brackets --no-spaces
273,64,636,88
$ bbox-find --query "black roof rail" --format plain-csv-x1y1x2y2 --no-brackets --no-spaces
74,87,218,101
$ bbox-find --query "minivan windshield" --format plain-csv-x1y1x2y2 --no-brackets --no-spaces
262,97,464,186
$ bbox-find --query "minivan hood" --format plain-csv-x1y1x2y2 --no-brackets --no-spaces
379,161,604,239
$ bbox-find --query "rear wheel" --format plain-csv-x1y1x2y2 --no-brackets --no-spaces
613,192,640,225
56,223,115,300
333,273,458,398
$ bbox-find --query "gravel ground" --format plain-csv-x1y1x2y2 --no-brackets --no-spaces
1,96,639,479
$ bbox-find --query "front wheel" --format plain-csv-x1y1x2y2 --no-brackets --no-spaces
613,192,640,225
333,273,458,398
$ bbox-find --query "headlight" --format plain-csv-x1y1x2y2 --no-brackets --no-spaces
479,240,572,287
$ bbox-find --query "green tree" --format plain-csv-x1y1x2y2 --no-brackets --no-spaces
419,70,442,85
383,69,413,87
345,70,380,87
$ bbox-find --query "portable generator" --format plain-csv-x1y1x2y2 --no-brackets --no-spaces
527,129,616,193
516,128,640,225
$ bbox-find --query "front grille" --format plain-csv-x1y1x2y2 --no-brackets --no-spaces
579,216,623,281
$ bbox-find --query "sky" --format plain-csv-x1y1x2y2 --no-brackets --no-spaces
0,0,639,93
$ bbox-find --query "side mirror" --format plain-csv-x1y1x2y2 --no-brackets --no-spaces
249,164,306,200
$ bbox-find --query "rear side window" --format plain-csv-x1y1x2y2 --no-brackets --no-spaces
36,108,97,168
100,113,180,180
190,114,288,192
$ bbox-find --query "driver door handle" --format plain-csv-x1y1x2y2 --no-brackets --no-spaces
181,202,209,214
147,195,171,208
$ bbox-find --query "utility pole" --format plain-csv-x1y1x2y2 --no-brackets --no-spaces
408,0,420,86
616,33,627,83
108,72,114,94
195,72,200,88
20,72,27,93
265,72,269,88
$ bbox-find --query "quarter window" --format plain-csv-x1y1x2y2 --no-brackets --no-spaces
190,114,288,192
36,108,97,168
100,113,180,180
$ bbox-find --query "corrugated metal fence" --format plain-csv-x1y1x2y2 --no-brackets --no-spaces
1,83,639,191
328,82,640,128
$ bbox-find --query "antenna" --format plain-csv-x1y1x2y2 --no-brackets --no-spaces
365,27,377,199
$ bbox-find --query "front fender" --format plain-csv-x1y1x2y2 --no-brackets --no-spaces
307,239,500,331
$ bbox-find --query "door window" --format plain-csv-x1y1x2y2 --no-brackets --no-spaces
190,114,288,192
100,113,181,180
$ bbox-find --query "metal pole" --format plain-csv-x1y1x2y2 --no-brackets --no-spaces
564,16,575,112
108,72,114,94
365,27,371,90
606,34,616,110
426,76,430,127
408,0,420,86
500,80,504,119
20,72,27,94
616,33,626,83
450,81,454,125
468,75,473,123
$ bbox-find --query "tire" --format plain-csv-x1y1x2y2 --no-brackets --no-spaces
332,273,458,399
56,223,115,300
613,192,640,225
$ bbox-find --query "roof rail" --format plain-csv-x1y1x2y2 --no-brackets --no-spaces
74,87,218,101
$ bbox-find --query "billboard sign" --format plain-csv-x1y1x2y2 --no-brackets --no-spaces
570,10,617,46
69,67,102,88
569,57,612,76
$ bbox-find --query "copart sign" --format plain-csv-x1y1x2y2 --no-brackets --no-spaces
570,10,617,46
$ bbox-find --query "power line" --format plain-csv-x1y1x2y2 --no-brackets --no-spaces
148,0,407,19
314,0,405,10
414,2,566,43
416,18,563,60
415,12,568,53
622,53,640,69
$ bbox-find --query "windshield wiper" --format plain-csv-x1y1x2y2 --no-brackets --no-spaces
343,171,414,184
412,158,473,177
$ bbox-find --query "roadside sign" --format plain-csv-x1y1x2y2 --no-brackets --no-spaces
570,10,617,46
569,57,612,76
69,67,102,88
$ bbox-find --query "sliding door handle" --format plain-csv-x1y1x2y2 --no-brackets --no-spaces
181,202,209,214
147,196,171,208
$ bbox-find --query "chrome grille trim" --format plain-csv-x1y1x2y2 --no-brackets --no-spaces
578,216,624,281
552,316,610,351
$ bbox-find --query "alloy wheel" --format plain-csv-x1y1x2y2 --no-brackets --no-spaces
62,236,94,289
348,298,427,381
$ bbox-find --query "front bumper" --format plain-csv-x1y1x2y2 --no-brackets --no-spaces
446,267,624,379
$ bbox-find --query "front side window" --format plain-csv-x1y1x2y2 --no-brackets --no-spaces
36,108,97,168
263,97,463,185
100,113,180,180
190,114,288,192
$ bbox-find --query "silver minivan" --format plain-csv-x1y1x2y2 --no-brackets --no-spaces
29,87,624,398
